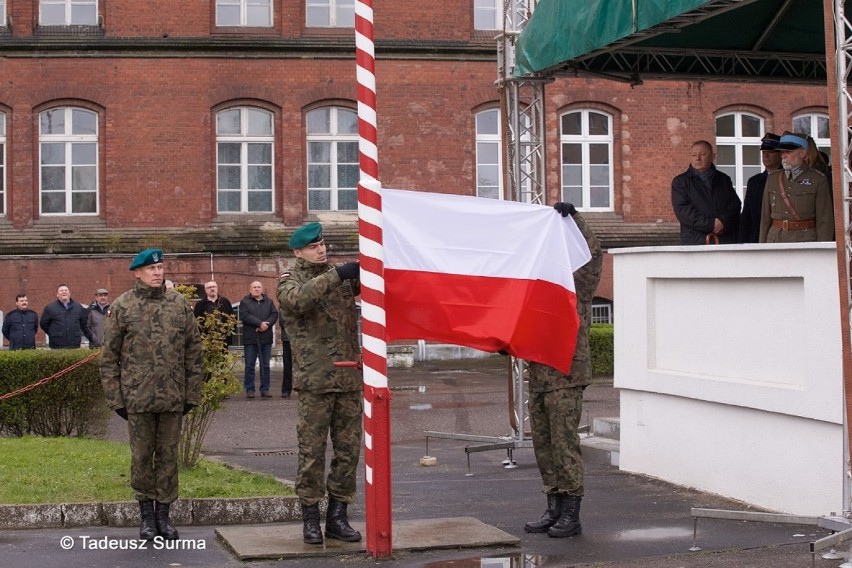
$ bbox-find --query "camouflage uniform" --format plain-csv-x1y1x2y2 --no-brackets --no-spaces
528,212,603,497
100,279,204,503
277,257,362,506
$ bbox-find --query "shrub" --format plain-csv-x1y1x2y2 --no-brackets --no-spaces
591,323,614,377
0,349,108,437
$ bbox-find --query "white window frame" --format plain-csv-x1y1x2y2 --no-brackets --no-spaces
0,112,5,216
306,107,359,211
559,109,614,212
473,0,501,30
792,113,831,157
40,0,97,26
216,107,275,214
216,0,272,27
0,1,7,27
476,109,502,199
306,0,354,28
715,112,764,200
39,107,99,216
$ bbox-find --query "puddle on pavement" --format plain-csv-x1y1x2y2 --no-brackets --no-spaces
422,553,548,568
614,526,694,540
410,403,433,410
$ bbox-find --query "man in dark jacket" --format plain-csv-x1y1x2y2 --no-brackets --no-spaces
739,133,782,243
39,284,94,348
193,280,236,349
239,281,278,398
2,294,38,350
671,140,741,245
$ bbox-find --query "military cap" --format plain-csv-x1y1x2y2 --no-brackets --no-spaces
129,248,164,271
289,222,323,249
778,131,808,151
760,132,781,151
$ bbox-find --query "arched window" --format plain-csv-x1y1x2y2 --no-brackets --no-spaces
216,107,274,213
40,0,97,25
39,107,98,215
216,0,272,27
792,113,831,158
0,112,5,216
476,109,501,199
306,107,358,211
560,109,614,211
715,112,763,199
306,0,354,27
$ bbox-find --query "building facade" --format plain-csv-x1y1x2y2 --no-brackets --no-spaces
0,0,829,343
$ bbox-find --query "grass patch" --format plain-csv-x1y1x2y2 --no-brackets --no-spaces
0,436,293,504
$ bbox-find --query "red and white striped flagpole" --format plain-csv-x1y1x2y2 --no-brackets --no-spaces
355,0,392,558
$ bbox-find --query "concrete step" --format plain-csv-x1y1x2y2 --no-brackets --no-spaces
592,417,620,440
580,434,620,467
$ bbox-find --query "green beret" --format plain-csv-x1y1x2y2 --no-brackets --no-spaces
289,222,323,249
129,248,164,271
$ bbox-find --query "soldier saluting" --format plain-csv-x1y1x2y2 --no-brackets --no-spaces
100,248,204,541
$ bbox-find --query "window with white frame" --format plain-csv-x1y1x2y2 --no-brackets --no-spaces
715,112,763,200
216,107,274,213
792,113,831,159
306,0,354,27
560,110,614,211
474,0,500,30
591,302,612,324
216,0,272,27
476,109,501,199
40,107,98,215
307,107,358,211
0,113,5,216
40,0,97,25
0,1,6,27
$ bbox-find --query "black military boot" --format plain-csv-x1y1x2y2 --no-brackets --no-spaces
302,503,323,544
548,495,582,538
524,493,562,533
154,501,179,540
138,500,157,540
324,498,362,542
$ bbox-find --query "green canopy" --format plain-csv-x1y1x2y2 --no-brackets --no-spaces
514,0,829,83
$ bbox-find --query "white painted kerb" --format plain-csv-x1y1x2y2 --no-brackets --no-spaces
612,242,843,516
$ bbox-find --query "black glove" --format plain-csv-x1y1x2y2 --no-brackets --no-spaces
183,403,196,416
554,202,577,217
335,261,360,281
115,408,128,421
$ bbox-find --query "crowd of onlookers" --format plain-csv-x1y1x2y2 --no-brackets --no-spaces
1,280,292,398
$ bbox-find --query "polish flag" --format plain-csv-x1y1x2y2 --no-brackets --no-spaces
382,189,592,374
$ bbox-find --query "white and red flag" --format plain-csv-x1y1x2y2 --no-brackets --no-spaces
382,189,592,374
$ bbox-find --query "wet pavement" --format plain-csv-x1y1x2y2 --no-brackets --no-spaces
0,357,845,567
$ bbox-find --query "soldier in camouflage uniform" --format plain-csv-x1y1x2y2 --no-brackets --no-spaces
277,222,363,545
524,203,603,538
100,248,204,541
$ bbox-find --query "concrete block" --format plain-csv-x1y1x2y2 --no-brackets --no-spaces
62,503,103,527
592,416,620,440
191,496,301,525
0,504,63,529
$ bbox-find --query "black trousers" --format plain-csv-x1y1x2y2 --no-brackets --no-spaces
282,340,293,395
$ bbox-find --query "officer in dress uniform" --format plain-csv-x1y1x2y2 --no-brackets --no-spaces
759,131,834,243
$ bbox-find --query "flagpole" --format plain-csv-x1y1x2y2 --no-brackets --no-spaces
355,0,392,558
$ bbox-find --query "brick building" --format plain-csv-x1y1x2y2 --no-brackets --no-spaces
0,0,829,343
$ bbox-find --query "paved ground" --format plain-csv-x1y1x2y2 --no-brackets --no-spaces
0,356,847,567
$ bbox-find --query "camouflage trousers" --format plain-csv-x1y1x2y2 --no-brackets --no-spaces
296,390,363,506
127,412,182,504
528,386,584,496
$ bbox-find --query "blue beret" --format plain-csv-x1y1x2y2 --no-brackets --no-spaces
778,133,808,151
129,248,164,271
289,222,323,249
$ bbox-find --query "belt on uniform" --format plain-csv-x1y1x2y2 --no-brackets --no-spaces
771,218,816,231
